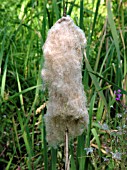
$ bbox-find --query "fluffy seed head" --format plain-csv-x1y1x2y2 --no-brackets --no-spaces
42,15,89,147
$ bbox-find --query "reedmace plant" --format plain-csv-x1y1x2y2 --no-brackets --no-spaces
42,16,89,147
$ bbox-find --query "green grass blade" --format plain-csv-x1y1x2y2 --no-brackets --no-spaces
42,109,48,170
89,71,127,95
68,0,76,15
96,99,104,121
70,142,76,170
53,0,60,19
124,50,127,77
79,0,84,29
84,93,96,169
16,68,25,113
2,85,42,102
1,53,9,99
99,42,114,75
86,0,101,59
17,110,33,169
5,154,14,170
94,19,107,72
34,156,42,168
31,64,42,110
77,134,85,170
84,52,108,111
0,31,6,68
12,117,21,155
42,0,47,42
91,0,101,39
107,0,122,86
86,93,96,148
107,0,120,62
91,128,101,156
51,147,57,170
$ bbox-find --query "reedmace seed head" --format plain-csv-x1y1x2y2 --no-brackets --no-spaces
42,16,89,147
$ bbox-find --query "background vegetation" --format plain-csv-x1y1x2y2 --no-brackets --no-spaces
0,0,127,169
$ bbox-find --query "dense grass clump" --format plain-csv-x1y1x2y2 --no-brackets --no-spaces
0,0,127,169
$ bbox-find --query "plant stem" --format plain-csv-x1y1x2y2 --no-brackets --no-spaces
65,128,70,170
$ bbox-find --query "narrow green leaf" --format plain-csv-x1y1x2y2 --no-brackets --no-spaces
53,0,60,19
84,52,108,110
12,117,21,155
107,0,122,86
107,0,120,62
77,134,85,170
84,93,96,169
1,53,9,99
68,0,76,15
42,0,47,42
70,142,76,170
0,31,6,68
17,111,33,169
91,128,101,156
3,85,42,102
51,147,57,170
79,0,84,29
86,0,101,59
89,71,127,95
86,93,96,148
96,99,104,121
5,155,14,170
42,110,48,170
16,68,25,113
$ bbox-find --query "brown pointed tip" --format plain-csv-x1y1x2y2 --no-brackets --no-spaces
63,7,67,17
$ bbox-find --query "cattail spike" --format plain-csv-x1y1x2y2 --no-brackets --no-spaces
42,16,89,147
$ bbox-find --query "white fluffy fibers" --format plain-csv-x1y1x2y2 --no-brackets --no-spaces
42,15,89,147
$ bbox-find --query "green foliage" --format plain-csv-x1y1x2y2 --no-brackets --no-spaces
0,0,127,169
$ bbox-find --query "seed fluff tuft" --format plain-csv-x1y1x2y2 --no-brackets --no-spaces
42,15,89,147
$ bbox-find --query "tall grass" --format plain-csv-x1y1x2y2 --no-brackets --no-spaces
0,0,127,169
